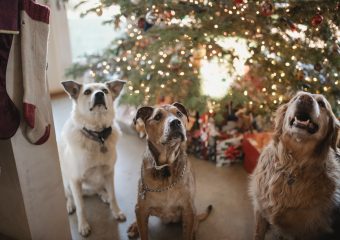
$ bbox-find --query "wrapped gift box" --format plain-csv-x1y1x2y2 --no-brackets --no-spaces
242,132,272,173
215,135,243,167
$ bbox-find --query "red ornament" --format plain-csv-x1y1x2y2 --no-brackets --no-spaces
260,1,274,16
289,22,297,32
234,0,243,5
311,13,323,27
137,17,146,29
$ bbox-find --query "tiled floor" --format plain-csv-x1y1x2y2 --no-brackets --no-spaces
51,95,254,240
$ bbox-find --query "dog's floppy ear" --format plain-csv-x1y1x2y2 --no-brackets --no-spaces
173,102,189,121
106,80,126,98
327,109,339,150
273,103,288,144
134,106,154,125
316,107,339,154
61,80,82,99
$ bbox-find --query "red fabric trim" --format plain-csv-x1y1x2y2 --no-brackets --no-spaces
23,102,35,128
34,124,50,145
0,0,19,32
21,0,50,24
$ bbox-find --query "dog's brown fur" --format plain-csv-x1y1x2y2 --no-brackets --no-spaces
127,103,212,240
249,92,340,240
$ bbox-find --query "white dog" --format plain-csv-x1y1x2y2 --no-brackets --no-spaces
59,80,126,236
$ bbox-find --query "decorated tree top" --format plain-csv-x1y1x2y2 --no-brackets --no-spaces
67,0,340,117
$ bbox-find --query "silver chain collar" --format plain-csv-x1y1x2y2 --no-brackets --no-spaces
139,160,187,200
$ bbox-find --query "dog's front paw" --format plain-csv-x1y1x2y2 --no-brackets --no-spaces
66,200,75,214
99,191,109,204
78,221,91,237
127,222,139,239
113,211,126,222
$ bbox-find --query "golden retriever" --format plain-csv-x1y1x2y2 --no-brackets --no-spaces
249,91,340,240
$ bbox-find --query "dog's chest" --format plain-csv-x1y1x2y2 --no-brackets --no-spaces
147,188,187,221
270,170,334,204
65,129,118,178
140,173,195,222
260,168,336,226
82,164,111,187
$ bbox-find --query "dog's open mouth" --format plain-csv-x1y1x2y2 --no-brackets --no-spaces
167,131,185,142
90,101,107,111
289,111,319,134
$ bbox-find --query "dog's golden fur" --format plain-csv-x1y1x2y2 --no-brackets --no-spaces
249,92,340,240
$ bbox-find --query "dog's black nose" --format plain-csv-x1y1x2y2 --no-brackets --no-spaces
95,91,104,100
298,94,313,105
170,119,181,129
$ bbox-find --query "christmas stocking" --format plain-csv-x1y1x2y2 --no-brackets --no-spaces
0,34,21,139
0,0,21,139
21,0,51,145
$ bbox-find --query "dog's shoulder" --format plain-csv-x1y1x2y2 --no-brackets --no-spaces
325,149,340,196
249,141,281,206
253,141,277,175
61,118,81,142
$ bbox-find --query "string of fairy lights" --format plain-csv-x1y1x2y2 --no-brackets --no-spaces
71,0,340,115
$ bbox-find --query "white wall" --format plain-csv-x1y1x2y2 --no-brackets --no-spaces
44,0,72,94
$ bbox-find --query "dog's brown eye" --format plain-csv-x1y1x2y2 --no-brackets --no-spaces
84,89,92,95
154,113,162,121
317,100,325,108
102,89,109,94
177,111,183,117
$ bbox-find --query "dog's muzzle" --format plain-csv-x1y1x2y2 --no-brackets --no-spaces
90,92,107,111
289,95,319,134
168,119,185,141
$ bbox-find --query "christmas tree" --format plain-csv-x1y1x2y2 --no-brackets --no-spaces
67,0,340,120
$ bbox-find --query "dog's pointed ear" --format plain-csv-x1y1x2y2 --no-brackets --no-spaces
273,103,288,144
61,80,82,99
106,80,126,98
173,102,189,121
134,106,154,125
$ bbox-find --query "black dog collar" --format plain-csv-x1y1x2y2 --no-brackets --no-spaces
81,126,112,153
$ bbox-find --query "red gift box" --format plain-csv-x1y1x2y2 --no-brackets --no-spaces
242,132,272,173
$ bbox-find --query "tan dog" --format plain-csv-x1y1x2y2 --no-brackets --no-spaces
249,91,340,240
127,103,212,240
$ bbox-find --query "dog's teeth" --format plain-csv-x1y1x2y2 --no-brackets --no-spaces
294,117,310,126
300,119,309,125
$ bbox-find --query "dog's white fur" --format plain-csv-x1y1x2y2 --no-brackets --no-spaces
59,80,126,236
